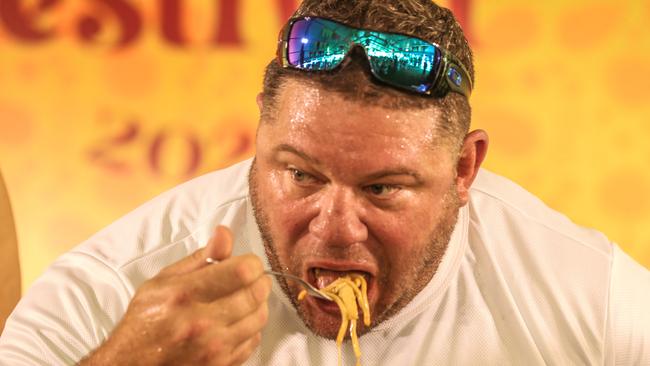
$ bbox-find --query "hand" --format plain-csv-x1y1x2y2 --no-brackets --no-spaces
80,226,271,366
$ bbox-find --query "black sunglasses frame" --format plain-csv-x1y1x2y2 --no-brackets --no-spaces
276,16,473,98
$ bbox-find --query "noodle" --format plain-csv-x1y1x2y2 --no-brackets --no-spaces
298,274,370,366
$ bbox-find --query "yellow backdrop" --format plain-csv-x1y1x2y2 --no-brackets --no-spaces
1,0,649,291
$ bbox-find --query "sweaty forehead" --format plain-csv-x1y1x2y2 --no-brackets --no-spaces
270,79,444,150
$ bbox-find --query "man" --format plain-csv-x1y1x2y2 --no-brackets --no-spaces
1,0,649,365
0,170,21,333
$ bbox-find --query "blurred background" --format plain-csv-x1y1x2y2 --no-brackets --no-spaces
0,0,649,293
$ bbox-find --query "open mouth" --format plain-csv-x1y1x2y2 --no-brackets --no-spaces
302,266,376,315
308,267,372,290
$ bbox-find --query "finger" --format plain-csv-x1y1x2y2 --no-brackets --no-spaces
205,275,271,324
226,301,269,346
185,254,267,300
228,332,262,366
161,226,234,276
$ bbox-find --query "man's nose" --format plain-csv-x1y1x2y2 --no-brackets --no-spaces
308,187,368,246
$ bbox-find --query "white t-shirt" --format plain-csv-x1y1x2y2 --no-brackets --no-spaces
1,159,649,365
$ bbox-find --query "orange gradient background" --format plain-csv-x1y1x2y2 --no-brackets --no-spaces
1,0,649,291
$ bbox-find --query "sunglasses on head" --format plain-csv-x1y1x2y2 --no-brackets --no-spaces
276,16,473,98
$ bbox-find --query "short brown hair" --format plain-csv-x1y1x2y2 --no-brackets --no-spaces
261,0,474,149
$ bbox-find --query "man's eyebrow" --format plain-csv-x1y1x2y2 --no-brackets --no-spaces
364,168,424,184
272,144,321,165
272,144,422,183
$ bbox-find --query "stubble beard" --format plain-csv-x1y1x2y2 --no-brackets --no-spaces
248,160,461,338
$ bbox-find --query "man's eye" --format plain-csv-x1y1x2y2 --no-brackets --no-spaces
289,168,315,183
366,184,400,197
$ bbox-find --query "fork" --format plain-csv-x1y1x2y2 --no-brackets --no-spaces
264,270,333,301
205,258,332,301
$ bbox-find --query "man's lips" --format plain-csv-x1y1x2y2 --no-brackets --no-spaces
300,263,377,318
304,261,376,289
305,260,377,278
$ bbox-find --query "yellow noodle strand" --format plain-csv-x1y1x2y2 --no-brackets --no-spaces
297,275,370,366
350,274,370,326
349,319,361,366
298,289,307,301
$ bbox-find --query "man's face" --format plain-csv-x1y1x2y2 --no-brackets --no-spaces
249,80,462,338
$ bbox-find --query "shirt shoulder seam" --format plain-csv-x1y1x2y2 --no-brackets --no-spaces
73,195,250,274
470,185,612,259
58,250,134,296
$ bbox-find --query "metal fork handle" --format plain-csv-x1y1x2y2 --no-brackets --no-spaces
206,259,332,301
264,270,333,301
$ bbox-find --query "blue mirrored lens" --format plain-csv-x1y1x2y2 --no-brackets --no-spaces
363,32,439,93
448,66,463,87
288,18,351,69
286,17,442,94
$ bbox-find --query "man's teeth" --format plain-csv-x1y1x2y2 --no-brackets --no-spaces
316,276,330,289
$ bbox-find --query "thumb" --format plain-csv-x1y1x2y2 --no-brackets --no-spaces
160,225,234,276
205,225,233,262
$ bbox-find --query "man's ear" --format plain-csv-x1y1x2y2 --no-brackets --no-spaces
455,129,489,205
256,93,264,113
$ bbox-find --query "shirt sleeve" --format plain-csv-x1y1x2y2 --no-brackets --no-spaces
604,244,650,365
0,252,132,365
